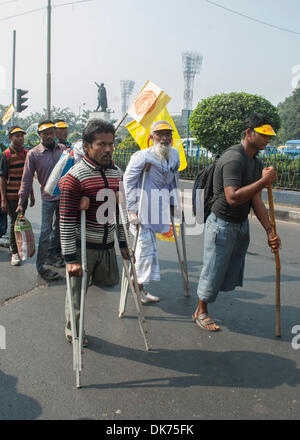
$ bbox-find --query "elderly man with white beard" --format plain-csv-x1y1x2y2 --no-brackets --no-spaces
123,120,181,304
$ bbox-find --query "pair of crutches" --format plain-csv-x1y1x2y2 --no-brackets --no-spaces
118,164,190,350
65,196,89,389
118,165,151,351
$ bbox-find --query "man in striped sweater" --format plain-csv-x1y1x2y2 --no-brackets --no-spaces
0,126,35,266
59,119,130,346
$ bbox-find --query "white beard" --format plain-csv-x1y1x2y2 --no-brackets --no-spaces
153,142,171,161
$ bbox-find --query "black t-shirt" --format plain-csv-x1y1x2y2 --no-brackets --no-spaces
212,143,263,224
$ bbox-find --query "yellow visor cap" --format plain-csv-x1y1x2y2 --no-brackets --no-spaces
153,123,173,132
38,122,55,132
9,127,26,135
55,121,68,128
254,125,276,136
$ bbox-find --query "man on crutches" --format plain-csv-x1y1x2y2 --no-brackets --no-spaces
59,119,130,351
123,120,182,304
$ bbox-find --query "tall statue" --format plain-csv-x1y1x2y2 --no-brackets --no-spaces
95,82,108,112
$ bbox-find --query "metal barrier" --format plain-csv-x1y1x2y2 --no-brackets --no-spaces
113,149,300,191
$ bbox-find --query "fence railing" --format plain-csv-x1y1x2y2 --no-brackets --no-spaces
113,149,300,191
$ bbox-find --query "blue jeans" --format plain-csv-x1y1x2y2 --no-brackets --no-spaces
197,212,250,304
0,207,7,237
36,200,61,274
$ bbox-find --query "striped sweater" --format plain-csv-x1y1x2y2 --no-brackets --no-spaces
59,155,128,263
0,146,28,200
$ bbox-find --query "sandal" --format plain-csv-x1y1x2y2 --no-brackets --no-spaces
40,268,60,281
192,313,220,332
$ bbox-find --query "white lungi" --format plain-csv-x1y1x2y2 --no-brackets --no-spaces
130,224,160,285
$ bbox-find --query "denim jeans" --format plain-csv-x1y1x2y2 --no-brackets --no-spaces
0,207,7,237
197,212,250,304
36,200,61,274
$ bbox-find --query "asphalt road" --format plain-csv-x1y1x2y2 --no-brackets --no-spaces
0,181,299,420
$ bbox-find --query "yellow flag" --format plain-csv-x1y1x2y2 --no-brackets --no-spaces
127,80,171,128
126,106,187,171
156,223,180,243
1,104,15,126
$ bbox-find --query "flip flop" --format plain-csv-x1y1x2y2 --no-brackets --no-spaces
192,313,220,332
40,268,60,281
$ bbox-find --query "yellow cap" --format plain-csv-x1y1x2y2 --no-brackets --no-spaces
9,127,26,135
151,120,173,133
38,122,55,132
254,125,276,136
55,121,68,128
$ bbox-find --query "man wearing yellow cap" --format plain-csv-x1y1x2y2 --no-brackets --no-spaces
193,113,281,332
0,126,35,266
123,120,181,304
18,120,66,280
54,119,72,150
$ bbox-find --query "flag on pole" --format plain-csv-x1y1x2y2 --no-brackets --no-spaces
126,106,187,171
127,80,171,128
156,223,180,243
1,104,15,126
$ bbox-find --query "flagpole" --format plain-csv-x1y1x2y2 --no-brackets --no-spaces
115,113,128,132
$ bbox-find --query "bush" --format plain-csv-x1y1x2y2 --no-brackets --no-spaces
190,92,281,154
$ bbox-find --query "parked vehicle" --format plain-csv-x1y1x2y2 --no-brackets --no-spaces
282,140,300,157
181,138,212,158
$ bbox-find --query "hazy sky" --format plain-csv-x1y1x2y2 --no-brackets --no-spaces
0,0,300,119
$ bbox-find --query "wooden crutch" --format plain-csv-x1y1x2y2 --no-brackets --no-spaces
117,191,150,351
171,173,190,296
267,185,281,337
119,163,151,317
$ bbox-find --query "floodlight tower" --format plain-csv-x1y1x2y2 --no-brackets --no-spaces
182,51,203,111
120,80,135,116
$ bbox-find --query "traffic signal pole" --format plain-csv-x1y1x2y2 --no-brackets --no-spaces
11,30,16,126
46,0,51,119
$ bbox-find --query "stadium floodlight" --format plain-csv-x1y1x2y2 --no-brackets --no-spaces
182,51,203,111
120,80,135,116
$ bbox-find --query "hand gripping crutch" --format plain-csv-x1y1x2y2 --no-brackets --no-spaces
119,163,151,318
170,174,190,297
65,196,90,388
117,191,150,351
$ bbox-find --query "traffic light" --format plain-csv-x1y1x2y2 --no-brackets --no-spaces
16,89,28,113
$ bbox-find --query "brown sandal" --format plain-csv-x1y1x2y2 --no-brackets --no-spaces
193,313,220,332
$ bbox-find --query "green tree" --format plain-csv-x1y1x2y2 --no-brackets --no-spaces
115,135,139,152
277,85,300,144
190,92,281,154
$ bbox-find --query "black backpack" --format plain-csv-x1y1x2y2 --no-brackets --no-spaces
192,155,220,222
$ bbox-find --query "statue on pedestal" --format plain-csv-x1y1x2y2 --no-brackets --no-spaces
94,82,108,112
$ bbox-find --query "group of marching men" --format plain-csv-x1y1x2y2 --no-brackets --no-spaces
0,113,281,344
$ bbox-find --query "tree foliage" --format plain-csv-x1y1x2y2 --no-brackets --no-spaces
115,135,139,151
277,85,300,144
190,92,281,153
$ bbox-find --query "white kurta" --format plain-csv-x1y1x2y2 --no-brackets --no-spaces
124,147,180,284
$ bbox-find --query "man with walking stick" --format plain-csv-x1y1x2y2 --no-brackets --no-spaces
59,119,130,348
193,113,281,332
123,120,182,304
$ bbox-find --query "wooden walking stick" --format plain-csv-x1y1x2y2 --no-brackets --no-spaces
267,185,281,337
